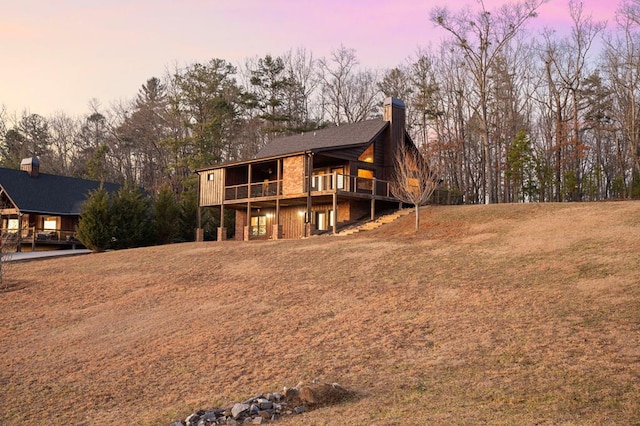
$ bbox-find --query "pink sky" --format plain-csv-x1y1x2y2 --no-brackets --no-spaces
0,0,618,117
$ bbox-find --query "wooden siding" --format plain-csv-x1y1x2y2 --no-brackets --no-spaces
200,169,224,206
228,199,382,240
282,156,305,195
277,207,305,239
234,207,306,240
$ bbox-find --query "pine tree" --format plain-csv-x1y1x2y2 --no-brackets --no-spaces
76,187,113,252
153,185,181,244
109,185,152,249
506,131,537,202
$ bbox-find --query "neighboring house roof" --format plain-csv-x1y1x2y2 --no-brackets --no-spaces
254,119,389,159
0,167,121,215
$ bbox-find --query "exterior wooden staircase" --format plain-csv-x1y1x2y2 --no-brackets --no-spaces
334,208,414,236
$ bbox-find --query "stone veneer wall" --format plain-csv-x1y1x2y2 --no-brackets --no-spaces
282,155,305,195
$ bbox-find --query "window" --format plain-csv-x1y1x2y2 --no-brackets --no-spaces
357,169,374,191
207,173,215,181
43,217,58,231
7,219,19,232
315,210,334,231
358,144,374,163
250,215,267,236
312,172,325,191
316,212,327,231
330,167,345,190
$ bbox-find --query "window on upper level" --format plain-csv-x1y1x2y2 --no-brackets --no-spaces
358,143,374,163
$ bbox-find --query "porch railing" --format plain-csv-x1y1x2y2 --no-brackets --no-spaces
223,173,394,201
225,179,283,201
309,173,393,198
1,227,79,244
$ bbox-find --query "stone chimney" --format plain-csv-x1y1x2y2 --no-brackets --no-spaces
383,97,406,179
20,157,40,178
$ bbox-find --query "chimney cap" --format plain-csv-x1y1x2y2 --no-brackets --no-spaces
21,157,40,167
383,97,405,108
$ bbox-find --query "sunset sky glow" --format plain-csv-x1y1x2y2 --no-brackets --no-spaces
0,0,619,117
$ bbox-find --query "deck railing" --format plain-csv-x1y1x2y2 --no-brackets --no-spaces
1,227,79,245
225,179,282,200
309,173,393,197
223,173,394,201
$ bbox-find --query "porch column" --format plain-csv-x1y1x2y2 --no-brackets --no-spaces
371,177,376,220
245,163,252,241
332,172,337,235
305,152,313,237
245,202,251,241
17,213,23,252
196,173,204,242
217,203,226,241
272,223,283,240
276,158,281,225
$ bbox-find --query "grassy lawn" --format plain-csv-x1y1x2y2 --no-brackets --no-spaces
1,201,639,425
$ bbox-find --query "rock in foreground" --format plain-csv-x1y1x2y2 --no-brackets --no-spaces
172,381,355,425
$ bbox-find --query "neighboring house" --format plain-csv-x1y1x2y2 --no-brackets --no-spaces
196,97,416,241
0,157,121,250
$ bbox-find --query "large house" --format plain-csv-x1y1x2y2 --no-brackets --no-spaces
196,97,416,241
0,157,120,250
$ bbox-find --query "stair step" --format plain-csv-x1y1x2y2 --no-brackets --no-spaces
334,208,414,236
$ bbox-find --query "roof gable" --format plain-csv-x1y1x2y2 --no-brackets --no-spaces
254,119,388,159
0,168,121,215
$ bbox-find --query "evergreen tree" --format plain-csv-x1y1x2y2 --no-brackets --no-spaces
110,185,153,249
506,131,537,202
177,179,199,242
153,185,181,244
76,187,113,252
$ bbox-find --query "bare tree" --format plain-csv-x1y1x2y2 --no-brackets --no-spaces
283,47,321,129
430,0,545,203
318,45,359,125
603,2,640,197
0,199,18,290
318,45,381,125
47,112,81,176
0,232,17,290
390,142,440,232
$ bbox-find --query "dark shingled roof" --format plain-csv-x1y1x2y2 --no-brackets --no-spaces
0,167,121,215
254,119,389,159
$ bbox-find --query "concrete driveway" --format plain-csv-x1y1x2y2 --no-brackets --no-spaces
5,249,92,262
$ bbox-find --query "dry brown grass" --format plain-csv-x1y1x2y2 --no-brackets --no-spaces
1,202,639,425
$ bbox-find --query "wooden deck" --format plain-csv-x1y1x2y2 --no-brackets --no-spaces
2,228,84,252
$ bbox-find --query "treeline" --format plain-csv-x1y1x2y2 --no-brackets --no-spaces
1,0,640,206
